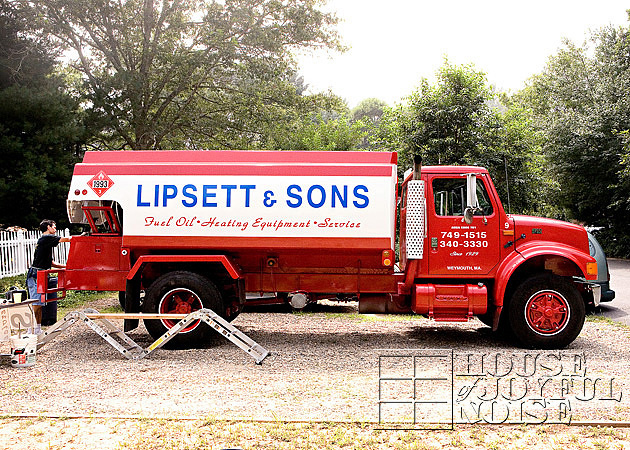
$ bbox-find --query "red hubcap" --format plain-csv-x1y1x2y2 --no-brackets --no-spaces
158,288,202,333
525,290,570,335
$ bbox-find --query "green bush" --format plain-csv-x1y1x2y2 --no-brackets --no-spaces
0,274,111,309
0,274,27,293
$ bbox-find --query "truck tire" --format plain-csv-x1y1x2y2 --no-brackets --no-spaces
508,274,585,349
142,271,224,347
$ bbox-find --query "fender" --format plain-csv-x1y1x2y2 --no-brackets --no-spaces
126,254,243,281
493,241,596,307
122,254,243,332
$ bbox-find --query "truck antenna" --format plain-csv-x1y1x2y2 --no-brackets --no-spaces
504,155,511,214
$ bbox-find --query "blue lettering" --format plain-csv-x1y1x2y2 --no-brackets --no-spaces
263,190,276,207
307,185,326,208
222,185,237,207
240,185,255,207
331,185,348,208
286,185,302,208
182,184,197,207
353,185,369,208
203,185,217,207
137,185,150,207
163,185,178,207
136,183,370,209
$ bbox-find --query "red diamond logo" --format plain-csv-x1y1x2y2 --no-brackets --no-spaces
88,171,114,197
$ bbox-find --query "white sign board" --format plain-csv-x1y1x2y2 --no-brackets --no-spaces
0,302,35,342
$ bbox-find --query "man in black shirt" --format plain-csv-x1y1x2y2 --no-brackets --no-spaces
26,219,72,333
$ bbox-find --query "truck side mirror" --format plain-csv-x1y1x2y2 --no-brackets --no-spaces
463,207,475,224
466,174,479,210
463,174,479,225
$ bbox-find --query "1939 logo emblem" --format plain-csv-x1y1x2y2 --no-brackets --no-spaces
88,171,114,197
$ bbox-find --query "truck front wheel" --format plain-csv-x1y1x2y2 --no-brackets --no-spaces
143,271,224,347
508,274,585,349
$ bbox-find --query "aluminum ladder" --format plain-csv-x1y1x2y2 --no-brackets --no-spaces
37,308,269,364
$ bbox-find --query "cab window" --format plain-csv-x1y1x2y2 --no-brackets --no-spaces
433,178,493,217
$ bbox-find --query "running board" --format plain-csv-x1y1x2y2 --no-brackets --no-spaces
37,308,269,364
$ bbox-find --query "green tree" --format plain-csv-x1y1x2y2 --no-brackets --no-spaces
0,0,55,88
403,62,493,166
264,112,366,151
521,22,630,256
21,0,342,150
351,98,387,123
0,86,85,227
0,0,85,228
373,61,546,215
351,97,387,149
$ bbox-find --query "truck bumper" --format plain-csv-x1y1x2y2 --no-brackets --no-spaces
598,281,615,302
36,269,66,301
591,283,602,307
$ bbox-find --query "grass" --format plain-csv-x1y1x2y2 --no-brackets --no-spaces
586,313,630,329
0,273,116,317
0,274,27,292
55,290,120,319
102,419,630,450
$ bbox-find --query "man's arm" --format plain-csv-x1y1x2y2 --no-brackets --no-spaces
52,236,72,268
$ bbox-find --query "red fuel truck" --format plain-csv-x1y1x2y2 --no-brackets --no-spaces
38,151,600,349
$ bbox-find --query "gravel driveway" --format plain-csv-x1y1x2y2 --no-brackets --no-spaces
1,295,629,426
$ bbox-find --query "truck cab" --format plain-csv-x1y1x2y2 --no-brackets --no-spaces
398,157,599,348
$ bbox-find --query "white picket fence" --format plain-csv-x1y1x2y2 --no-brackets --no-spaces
0,229,70,278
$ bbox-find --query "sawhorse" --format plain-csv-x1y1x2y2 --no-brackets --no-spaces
37,308,269,364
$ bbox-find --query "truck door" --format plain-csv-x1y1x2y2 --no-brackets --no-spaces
427,174,500,275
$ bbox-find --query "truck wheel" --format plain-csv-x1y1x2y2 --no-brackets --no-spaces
142,271,223,347
508,274,585,349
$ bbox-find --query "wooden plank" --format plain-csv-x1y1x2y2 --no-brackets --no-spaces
84,313,190,320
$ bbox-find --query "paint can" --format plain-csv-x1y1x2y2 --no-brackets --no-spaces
10,334,37,368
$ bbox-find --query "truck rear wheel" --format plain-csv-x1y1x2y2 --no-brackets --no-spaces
143,271,224,347
508,274,585,349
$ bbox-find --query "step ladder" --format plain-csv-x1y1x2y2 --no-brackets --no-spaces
37,308,269,364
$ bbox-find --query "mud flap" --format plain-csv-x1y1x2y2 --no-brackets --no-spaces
124,279,141,332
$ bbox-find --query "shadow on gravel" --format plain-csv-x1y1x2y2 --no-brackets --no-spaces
589,303,629,321
235,324,517,353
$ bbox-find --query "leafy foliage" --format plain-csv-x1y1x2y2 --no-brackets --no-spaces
0,274,27,293
350,97,388,149
520,23,630,256
22,0,342,150
0,0,85,229
0,86,85,227
351,98,387,123
0,0,56,88
372,61,548,215
263,105,367,151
